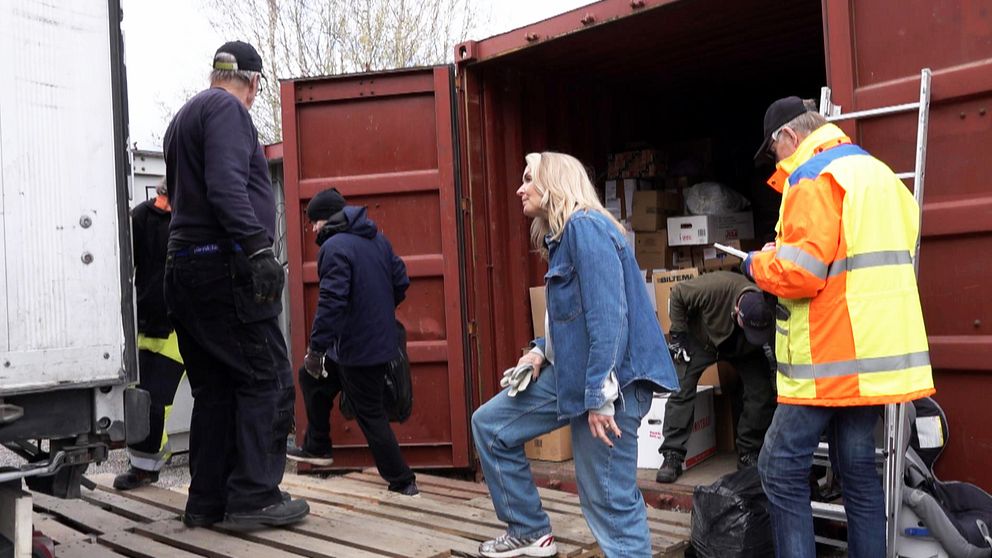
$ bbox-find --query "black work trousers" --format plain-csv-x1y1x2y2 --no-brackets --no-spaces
164,249,294,515
298,360,415,491
660,338,777,459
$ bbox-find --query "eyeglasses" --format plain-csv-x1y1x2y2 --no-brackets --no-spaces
767,125,788,156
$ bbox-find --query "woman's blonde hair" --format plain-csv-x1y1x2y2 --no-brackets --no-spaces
525,152,625,259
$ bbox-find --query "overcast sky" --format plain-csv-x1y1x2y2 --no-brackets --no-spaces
121,0,594,150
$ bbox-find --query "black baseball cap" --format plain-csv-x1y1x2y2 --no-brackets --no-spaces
213,41,264,76
754,96,808,162
737,291,774,346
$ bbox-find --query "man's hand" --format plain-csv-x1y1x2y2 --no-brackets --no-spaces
588,412,622,447
517,352,544,382
668,331,690,363
303,349,325,379
248,248,285,303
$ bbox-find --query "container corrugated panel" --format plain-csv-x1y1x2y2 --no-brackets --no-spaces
0,0,126,394
824,0,992,489
281,67,470,468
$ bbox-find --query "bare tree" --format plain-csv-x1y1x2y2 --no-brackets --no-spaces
205,0,485,143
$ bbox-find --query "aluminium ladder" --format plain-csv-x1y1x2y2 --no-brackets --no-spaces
810,67,932,558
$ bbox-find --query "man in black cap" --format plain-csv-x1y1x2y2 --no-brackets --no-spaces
163,40,308,528
655,271,777,483
287,188,419,496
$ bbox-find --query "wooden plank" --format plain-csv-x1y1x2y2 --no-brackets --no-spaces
216,523,389,558
98,530,207,558
87,474,186,514
31,491,138,535
81,488,177,522
54,540,129,558
0,485,33,557
289,510,482,557
345,472,479,501
135,520,306,558
32,513,90,545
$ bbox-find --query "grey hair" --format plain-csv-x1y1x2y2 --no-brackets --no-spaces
209,52,259,86
784,108,828,137
155,178,167,196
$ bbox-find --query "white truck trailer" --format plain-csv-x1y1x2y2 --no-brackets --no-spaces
0,0,147,513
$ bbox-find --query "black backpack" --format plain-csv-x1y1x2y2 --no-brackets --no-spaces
340,320,413,423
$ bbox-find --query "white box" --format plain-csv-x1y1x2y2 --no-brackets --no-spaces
637,386,716,470
667,212,755,246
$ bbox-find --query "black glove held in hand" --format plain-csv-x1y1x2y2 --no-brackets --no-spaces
249,248,285,304
303,349,325,379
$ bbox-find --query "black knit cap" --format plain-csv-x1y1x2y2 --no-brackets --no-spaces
307,188,346,222
213,41,264,76
737,291,774,346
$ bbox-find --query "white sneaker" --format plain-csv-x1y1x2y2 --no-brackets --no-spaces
479,532,557,557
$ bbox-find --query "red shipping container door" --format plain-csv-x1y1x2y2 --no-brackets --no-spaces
280,68,471,468
823,1,992,488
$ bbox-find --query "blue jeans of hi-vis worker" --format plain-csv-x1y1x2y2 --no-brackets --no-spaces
472,364,655,558
758,404,885,558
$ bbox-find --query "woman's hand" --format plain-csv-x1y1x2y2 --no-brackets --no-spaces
518,352,544,382
588,411,622,447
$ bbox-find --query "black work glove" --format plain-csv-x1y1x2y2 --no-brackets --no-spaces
248,248,285,304
668,331,691,363
303,349,326,379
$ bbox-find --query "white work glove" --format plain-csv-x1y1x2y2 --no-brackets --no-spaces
500,363,535,397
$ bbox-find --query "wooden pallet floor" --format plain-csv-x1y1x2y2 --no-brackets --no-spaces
28,470,690,557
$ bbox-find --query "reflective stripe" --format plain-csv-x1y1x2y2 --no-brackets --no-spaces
776,325,788,336
778,245,829,280
827,250,914,277
780,351,930,379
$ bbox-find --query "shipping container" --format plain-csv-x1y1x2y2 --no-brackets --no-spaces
280,0,992,488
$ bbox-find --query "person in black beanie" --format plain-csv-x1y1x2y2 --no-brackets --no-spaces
163,40,307,528
288,188,419,496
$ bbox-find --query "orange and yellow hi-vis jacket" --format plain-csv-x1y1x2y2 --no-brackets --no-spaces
751,123,934,407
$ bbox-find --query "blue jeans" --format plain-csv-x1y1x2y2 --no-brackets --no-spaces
757,404,885,558
471,364,654,558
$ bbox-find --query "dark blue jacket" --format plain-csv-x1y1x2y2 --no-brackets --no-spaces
309,207,410,366
163,88,275,254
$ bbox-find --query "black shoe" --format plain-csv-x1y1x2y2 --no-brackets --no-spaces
182,510,224,528
113,467,159,491
737,451,759,470
655,454,683,484
286,446,334,466
225,498,310,529
389,482,420,497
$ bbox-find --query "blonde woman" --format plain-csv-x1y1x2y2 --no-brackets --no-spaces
472,152,679,557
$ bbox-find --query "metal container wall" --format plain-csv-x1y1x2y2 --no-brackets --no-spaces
281,67,470,468
823,0,992,488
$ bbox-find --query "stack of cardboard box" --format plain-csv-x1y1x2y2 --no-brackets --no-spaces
607,149,667,179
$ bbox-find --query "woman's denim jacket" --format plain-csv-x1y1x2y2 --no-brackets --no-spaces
534,210,679,419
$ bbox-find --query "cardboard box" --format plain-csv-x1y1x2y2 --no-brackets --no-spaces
635,231,672,270
653,268,700,333
637,386,716,470
700,240,743,271
667,212,755,246
714,392,736,453
608,149,667,179
529,286,546,337
672,246,694,269
630,191,682,231
525,426,573,462
605,179,647,220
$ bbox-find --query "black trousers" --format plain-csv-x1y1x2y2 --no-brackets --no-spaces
164,250,294,515
660,339,777,459
128,347,185,458
298,360,415,490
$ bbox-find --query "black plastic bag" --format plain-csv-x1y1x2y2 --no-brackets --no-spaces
340,320,413,423
690,466,775,558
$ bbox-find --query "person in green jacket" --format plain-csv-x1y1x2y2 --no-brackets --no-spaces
656,271,777,483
